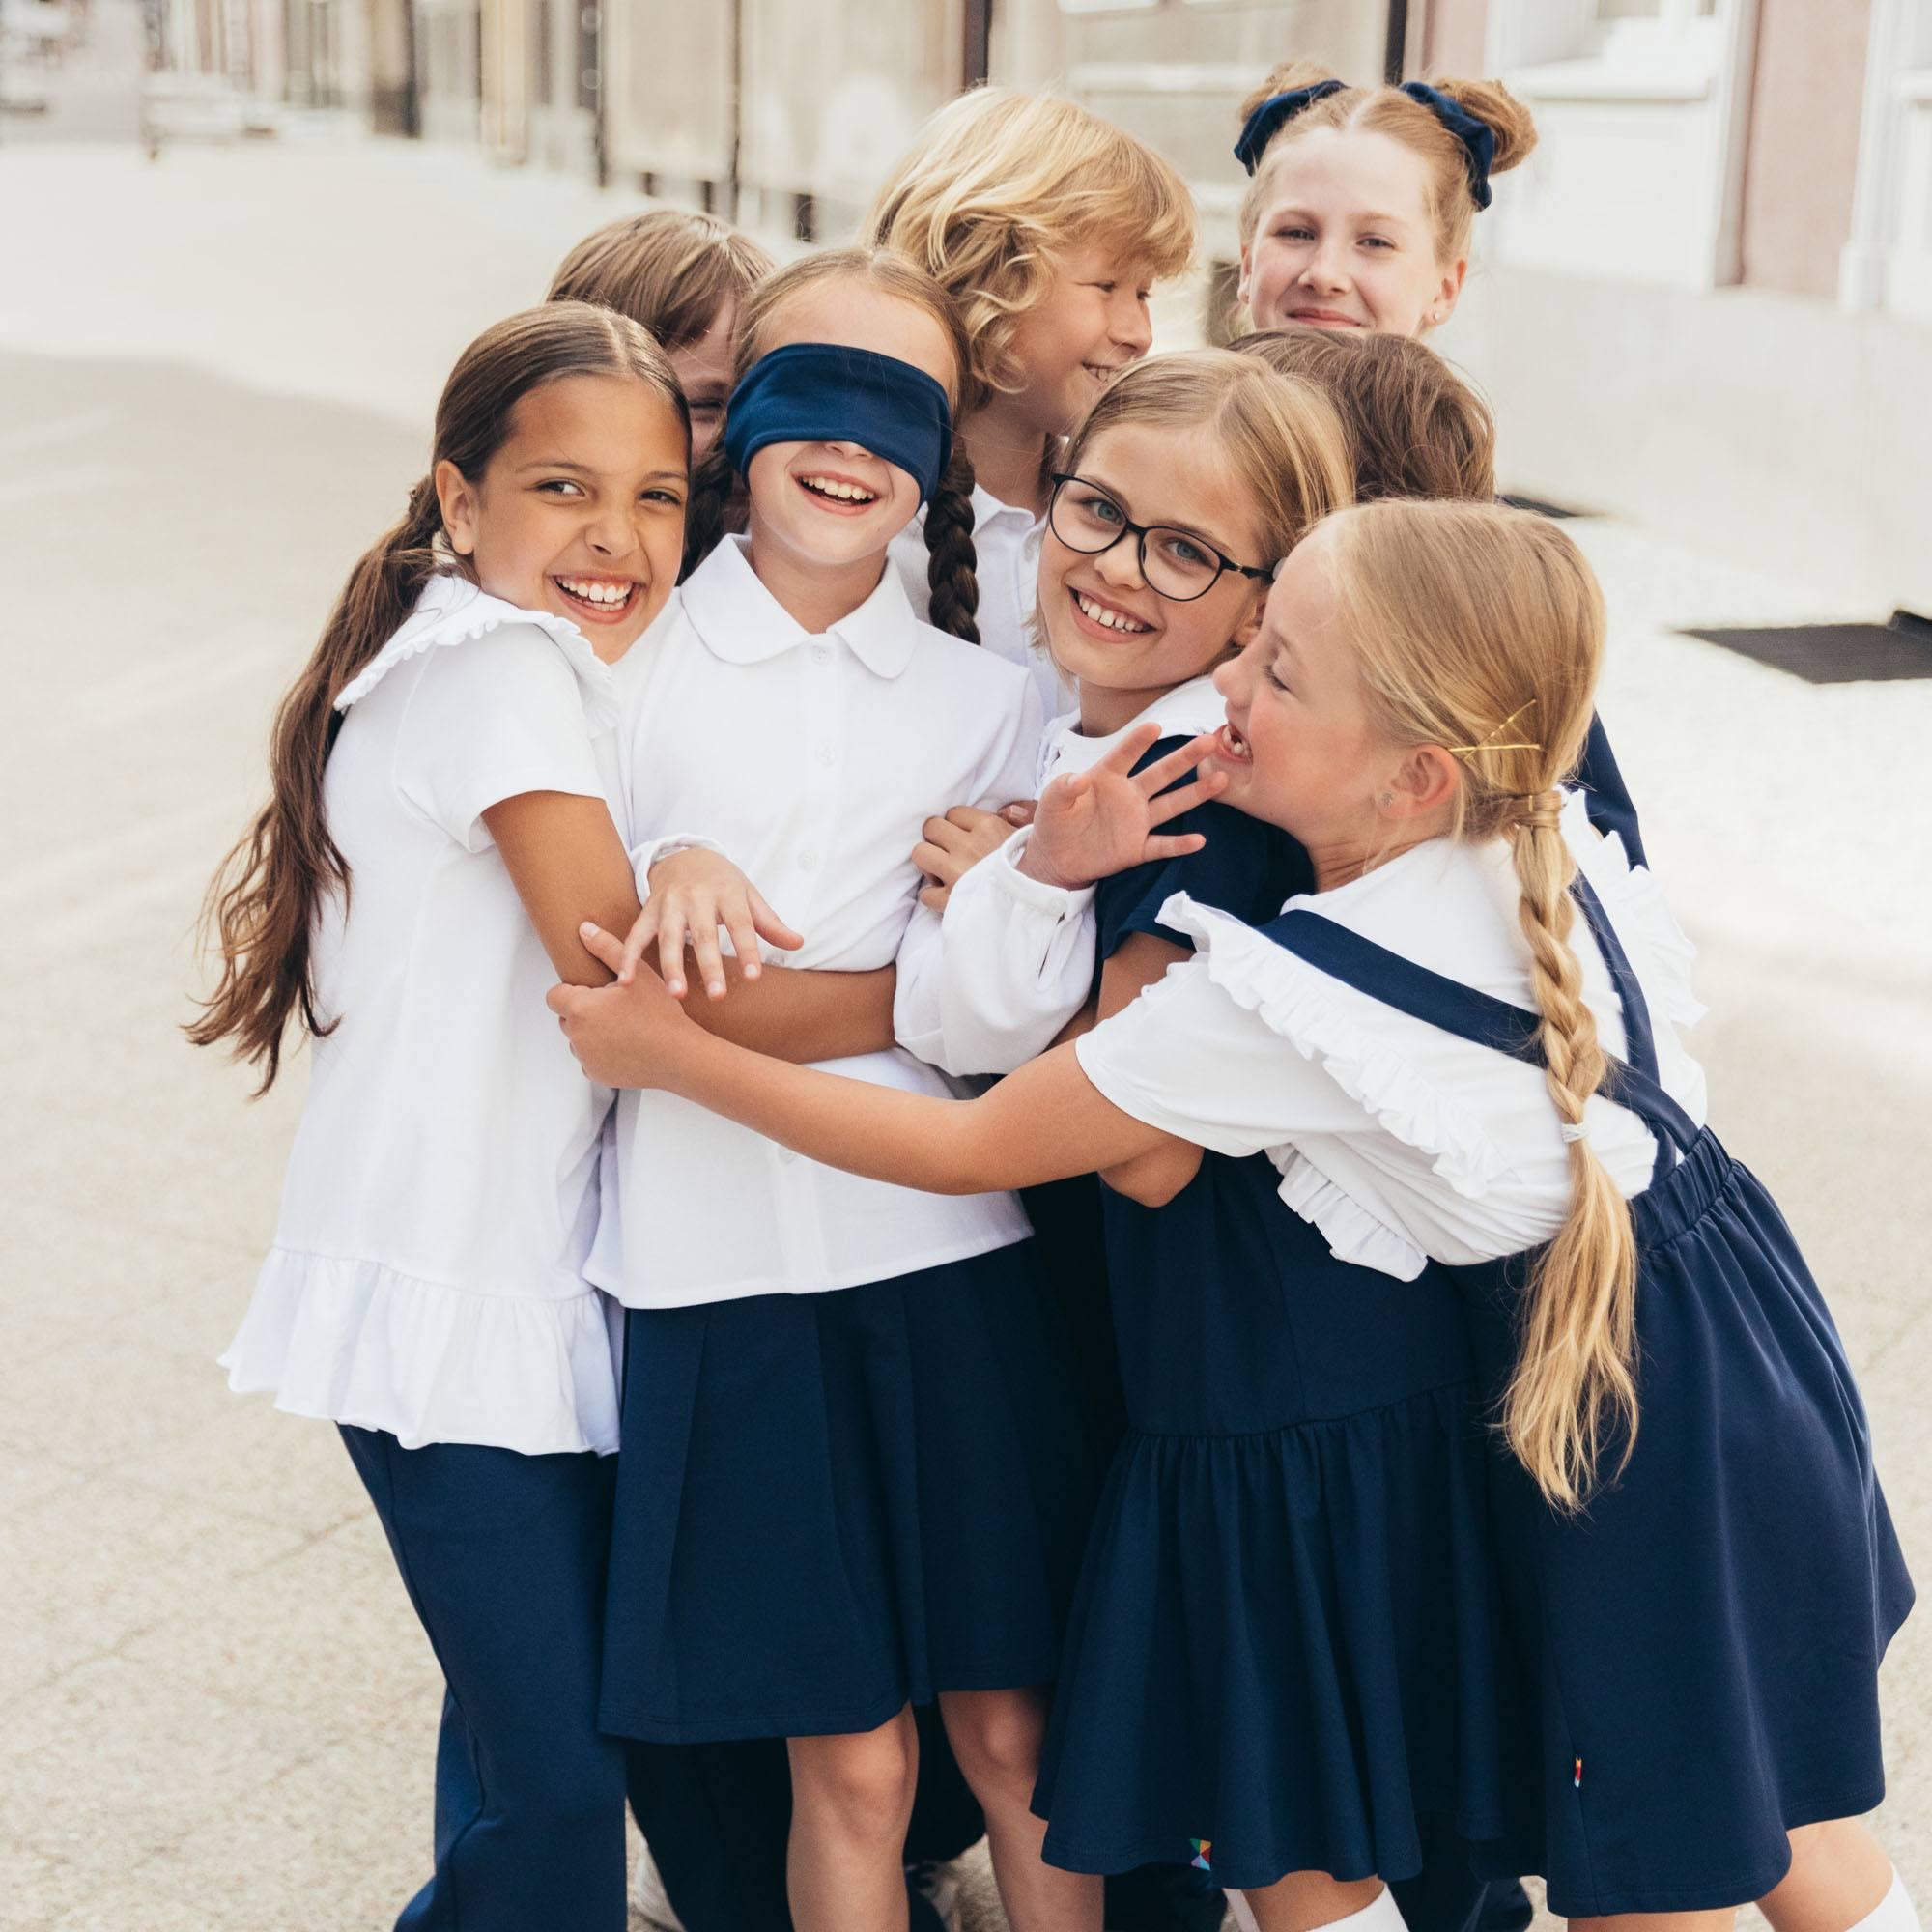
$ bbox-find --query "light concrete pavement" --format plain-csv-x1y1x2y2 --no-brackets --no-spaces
0,114,1925,1932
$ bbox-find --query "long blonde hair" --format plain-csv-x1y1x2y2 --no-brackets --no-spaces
1236,59,1537,262
1324,498,1633,1512
866,87,1196,414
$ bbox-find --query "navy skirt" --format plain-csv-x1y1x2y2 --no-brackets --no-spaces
1032,1151,1513,1891
1457,1130,1915,1918
599,1239,1097,1744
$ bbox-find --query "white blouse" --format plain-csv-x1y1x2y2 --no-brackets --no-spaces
1075,793,1709,1280
894,673,1229,1078
221,576,629,1455
890,482,1069,720
589,537,1042,1309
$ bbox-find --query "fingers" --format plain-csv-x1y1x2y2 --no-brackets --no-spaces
546,982,587,1019
579,922,628,974
1140,833,1208,862
1090,721,1165,780
748,886,804,953
1132,730,1224,798
912,838,956,884
656,899,690,999
999,800,1037,828
618,902,661,983
721,900,764,985
1143,765,1229,827
687,914,727,1003
917,881,949,912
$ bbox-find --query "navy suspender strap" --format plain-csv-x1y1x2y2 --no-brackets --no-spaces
1266,886,1701,1182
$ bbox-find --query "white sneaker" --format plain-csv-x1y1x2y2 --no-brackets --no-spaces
907,1857,965,1932
630,1841,689,1932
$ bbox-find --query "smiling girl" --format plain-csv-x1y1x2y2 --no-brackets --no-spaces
1233,61,1534,339
190,303,731,1931
586,248,1100,1932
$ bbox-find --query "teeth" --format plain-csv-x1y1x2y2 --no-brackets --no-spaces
559,578,631,606
1074,591,1149,634
800,475,877,503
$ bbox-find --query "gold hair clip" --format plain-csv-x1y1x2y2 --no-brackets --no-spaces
1448,697,1542,756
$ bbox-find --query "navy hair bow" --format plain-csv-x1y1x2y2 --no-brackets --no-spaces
1232,75,1496,213
1399,80,1496,210
1233,79,1346,176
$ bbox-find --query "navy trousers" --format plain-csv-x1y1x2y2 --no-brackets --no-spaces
340,1426,629,1932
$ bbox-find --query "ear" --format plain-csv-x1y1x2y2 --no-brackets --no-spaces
1236,239,1255,311
434,458,480,557
1384,743,1462,819
1423,256,1470,333
1229,582,1267,653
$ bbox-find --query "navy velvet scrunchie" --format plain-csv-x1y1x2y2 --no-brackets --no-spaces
723,342,953,506
1233,76,1495,213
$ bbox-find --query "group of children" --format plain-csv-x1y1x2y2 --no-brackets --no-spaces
193,55,1915,1932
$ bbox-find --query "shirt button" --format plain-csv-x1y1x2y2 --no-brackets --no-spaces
810,643,832,665
818,746,838,768
776,1147,798,1164
798,851,818,871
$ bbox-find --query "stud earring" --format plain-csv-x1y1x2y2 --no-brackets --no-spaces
1378,790,1395,807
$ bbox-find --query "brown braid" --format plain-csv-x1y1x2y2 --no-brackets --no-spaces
680,440,739,582
923,437,980,642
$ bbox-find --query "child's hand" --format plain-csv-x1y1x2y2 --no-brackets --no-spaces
626,849,804,999
550,924,699,1089
1016,725,1227,891
914,805,1028,913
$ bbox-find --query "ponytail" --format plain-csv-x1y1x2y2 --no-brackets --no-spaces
185,477,442,1090
1501,788,1640,1512
923,438,980,643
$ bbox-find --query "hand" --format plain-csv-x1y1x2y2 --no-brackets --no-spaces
626,848,803,999
1016,725,1227,891
913,805,1025,913
549,923,700,1089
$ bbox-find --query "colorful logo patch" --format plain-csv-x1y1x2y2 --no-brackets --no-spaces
1190,1838,1212,1871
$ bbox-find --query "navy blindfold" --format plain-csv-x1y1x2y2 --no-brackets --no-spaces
724,342,954,506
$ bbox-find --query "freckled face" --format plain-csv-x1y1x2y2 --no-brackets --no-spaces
1000,242,1158,437
1206,526,1388,844
1037,422,1268,700
740,281,958,573
668,299,737,464
1238,127,1465,339
435,373,690,662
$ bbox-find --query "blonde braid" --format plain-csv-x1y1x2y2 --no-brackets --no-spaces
1502,788,1640,1511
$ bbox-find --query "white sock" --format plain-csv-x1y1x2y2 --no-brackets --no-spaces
1223,1885,1406,1932
1849,1871,1922,1932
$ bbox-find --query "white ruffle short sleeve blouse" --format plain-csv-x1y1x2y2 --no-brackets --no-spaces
221,575,630,1455
1075,794,1709,1280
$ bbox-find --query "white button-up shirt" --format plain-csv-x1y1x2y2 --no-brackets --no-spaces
890,482,1067,721
588,536,1043,1308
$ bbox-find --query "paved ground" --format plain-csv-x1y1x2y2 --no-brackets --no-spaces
0,49,1926,1932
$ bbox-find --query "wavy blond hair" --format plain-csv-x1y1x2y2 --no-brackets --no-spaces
1322,498,1632,1513
547,209,776,351
1237,59,1537,261
865,87,1197,412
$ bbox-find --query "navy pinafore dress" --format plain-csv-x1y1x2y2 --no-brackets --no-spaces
1262,877,1914,1918
1030,779,1514,1892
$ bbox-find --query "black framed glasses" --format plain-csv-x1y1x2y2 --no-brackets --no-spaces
1047,472,1274,603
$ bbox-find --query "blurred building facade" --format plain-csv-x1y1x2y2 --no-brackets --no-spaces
165,0,1932,613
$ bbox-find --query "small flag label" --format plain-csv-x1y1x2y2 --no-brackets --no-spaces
1574,1756,1583,1789
1190,1838,1212,1871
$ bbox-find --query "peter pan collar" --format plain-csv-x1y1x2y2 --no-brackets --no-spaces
1045,672,1229,778
683,535,919,679
969,483,1044,538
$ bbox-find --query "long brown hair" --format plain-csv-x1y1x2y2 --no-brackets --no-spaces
1229,327,1496,502
188,302,688,1092
1236,60,1537,262
1323,499,1630,1512
681,247,984,642
546,208,776,349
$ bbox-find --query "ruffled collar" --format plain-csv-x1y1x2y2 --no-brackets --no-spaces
334,574,620,730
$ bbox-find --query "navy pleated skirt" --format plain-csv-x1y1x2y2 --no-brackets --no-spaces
1457,1130,1915,1918
1032,1151,1512,1891
599,1238,1097,1744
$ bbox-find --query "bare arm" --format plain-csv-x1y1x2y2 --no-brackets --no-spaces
485,791,639,986
548,963,1169,1192
1094,933,1206,1206
671,955,899,1065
